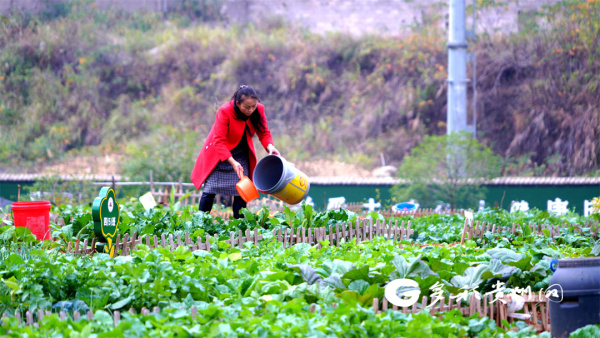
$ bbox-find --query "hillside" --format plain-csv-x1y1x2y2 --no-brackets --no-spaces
0,0,598,182
39,154,373,178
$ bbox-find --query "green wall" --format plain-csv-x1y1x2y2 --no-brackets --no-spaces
0,181,35,203
308,185,393,210
306,184,599,214
2,180,598,214
485,185,599,214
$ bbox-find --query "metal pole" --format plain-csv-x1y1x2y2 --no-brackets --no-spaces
471,0,477,137
472,50,477,137
447,0,468,135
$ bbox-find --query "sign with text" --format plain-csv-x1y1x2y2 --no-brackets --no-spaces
385,278,563,308
92,187,120,257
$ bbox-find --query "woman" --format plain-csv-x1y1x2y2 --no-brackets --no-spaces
190,85,280,219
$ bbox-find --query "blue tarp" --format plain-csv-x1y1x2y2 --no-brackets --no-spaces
0,197,13,210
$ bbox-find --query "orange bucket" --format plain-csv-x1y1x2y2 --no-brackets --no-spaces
236,176,259,202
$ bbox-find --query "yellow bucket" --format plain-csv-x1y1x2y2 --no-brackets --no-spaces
253,155,310,205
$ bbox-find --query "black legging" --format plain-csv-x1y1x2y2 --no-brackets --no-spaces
198,192,247,219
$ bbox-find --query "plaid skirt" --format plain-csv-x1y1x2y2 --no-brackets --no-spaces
203,141,250,196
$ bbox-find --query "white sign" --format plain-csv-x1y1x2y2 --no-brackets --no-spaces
362,198,381,212
326,197,346,210
547,198,568,215
103,217,117,226
139,192,157,210
584,200,594,216
510,200,529,213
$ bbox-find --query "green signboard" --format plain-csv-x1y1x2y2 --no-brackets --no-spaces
92,187,120,257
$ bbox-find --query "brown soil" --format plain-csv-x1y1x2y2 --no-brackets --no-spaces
41,154,123,176
39,154,371,178
294,159,373,178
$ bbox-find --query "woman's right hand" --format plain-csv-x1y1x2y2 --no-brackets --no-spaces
228,157,244,179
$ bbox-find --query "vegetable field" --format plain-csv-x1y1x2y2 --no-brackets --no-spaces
1,203,600,337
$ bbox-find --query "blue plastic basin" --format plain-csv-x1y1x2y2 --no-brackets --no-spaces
392,202,417,212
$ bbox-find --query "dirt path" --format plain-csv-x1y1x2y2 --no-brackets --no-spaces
41,154,122,177
39,154,374,178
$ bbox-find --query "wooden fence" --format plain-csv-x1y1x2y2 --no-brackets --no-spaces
62,217,598,257
146,188,461,217
148,183,286,212
1,213,11,226
99,172,464,217
373,293,495,319
461,219,599,244
273,218,413,248
65,228,264,256
372,293,550,333
94,172,288,215
65,218,412,256
1,293,550,333
380,208,464,218
1,302,337,329
1,305,198,328
331,202,462,218
500,294,551,333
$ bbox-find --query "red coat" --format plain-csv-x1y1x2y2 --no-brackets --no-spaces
190,100,274,190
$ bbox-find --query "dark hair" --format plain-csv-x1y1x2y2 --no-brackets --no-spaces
231,85,266,133
232,85,260,103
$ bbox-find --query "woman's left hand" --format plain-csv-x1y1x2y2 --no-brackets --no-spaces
267,144,280,156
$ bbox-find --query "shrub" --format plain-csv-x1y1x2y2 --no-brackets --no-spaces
392,131,501,209
1,1,599,177
121,128,198,186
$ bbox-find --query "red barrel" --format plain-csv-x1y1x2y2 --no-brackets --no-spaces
12,201,52,240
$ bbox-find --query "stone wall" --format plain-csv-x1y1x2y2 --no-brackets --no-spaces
221,0,563,36
1,0,562,35
0,0,164,15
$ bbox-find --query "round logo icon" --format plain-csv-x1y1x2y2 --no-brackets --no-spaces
108,197,114,213
546,284,564,303
385,278,421,308
299,176,307,188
